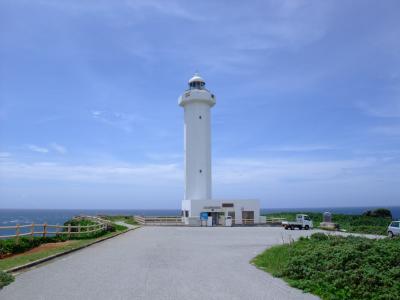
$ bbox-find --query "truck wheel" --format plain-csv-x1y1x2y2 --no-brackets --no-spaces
304,225,309,230
290,225,294,230
388,231,394,238
284,226,288,230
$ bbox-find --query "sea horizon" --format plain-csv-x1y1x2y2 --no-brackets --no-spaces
1,206,399,226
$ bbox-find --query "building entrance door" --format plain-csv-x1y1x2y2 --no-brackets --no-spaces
242,211,254,224
228,211,235,225
209,212,224,226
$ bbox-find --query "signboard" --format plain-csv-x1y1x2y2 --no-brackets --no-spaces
200,212,209,220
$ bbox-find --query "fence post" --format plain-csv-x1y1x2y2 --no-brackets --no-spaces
16,224,20,244
68,224,71,239
30,223,34,241
78,224,81,237
43,223,47,238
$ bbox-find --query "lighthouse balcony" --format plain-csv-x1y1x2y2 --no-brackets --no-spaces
178,89,216,107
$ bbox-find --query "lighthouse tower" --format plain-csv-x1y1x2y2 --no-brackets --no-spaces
179,74,260,226
179,74,215,203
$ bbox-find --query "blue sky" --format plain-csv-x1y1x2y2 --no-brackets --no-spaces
1,0,399,209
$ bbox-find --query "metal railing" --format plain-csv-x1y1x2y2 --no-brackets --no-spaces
132,216,287,226
134,216,182,226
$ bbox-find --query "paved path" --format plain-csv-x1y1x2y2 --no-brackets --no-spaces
1,227,321,300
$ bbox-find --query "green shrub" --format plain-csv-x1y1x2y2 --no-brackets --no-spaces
108,223,128,232
254,235,400,300
0,218,114,257
310,232,329,241
0,271,14,289
62,219,110,239
101,215,138,225
0,236,66,257
363,208,392,219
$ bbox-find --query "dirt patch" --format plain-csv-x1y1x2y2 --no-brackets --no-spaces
3,241,74,259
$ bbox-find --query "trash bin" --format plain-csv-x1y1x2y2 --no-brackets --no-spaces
225,216,232,227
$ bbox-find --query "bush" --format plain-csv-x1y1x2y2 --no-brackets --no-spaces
0,218,114,257
254,234,400,300
310,232,329,241
0,236,66,258
363,208,392,219
62,219,110,239
0,271,14,289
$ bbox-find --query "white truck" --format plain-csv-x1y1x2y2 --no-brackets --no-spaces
387,221,400,238
282,214,313,230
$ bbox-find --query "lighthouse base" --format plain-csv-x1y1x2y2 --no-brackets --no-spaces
181,199,261,226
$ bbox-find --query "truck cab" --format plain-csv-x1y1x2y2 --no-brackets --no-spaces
296,214,313,229
282,214,313,230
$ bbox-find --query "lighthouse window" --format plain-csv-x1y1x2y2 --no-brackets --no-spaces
199,115,202,119
199,169,202,173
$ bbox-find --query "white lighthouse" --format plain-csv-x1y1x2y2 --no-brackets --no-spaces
179,74,215,201
179,74,260,226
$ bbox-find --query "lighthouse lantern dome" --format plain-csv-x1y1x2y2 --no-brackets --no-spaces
188,73,205,90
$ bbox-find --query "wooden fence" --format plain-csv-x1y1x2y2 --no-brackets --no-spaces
0,215,109,241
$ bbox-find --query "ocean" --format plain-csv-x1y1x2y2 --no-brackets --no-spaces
1,207,399,237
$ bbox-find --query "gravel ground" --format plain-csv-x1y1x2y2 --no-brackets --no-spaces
1,227,324,300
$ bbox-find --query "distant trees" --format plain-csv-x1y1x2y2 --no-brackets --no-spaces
363,208,392,219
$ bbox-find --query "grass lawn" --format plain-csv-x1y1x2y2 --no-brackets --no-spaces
264,212,391,235
252,233,400,300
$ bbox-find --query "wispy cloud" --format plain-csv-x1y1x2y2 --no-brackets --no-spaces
256,144,335,152
91,110,144,133
371,125,400,136
27,145,49,153
0,152,11,158
358,99,400,118
214,156,400,185
50,143,67,154
0,152,11,161
2,155,398,188
125,0,203,21
0,160,181,185
146,152,182,161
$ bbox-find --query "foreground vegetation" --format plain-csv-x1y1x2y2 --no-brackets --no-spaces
253,233,400,300
265,210,392,235
0,219,113,259
0,271,14,289
0,218,130,289
101,215,138,226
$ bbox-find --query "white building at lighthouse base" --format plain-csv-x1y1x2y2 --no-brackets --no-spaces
182,199,261,226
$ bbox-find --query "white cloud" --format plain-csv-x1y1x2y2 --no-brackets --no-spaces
50,143,67,154
27,145,49,153
1,155,398,188
0,152,11,158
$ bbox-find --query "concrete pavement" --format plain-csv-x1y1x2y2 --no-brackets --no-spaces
1,227,320,300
